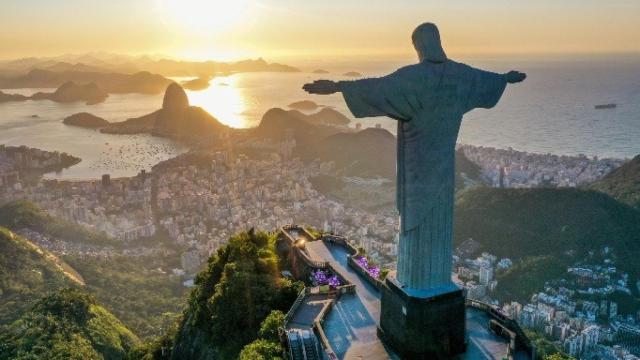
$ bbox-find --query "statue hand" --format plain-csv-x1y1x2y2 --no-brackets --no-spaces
505,71,527,84
303,80,339,95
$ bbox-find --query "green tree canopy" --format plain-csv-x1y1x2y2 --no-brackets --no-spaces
168,229,303,360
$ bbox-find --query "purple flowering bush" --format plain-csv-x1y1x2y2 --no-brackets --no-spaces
355,256,382,279
328,275,341,287
355,256,368,268
312,269,328,285
312,269,341,287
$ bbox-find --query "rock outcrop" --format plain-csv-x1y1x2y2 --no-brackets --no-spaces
181,76,211,91
288,100,319,111
31,81,108,105
102,82,228,141
162,82,190,110
305,107,351,126
0,91,28,103
63,112,110,128
252,108,344,145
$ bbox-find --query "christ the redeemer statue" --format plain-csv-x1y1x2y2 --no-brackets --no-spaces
304,23,525,293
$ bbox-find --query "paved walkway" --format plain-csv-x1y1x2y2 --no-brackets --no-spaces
298,239,524,360
286,294,332,330
466,308,511,360
306,240,397,359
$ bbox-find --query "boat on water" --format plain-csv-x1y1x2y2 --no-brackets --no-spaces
595,103,617,110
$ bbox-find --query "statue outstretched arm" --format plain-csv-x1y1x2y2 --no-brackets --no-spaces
464,66,526,112
504,70,526,84
303,74,412,121
302,80,341,95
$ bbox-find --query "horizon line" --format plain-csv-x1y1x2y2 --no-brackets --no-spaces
2,50,640,64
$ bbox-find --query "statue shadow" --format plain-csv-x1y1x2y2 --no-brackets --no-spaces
323,293,377,359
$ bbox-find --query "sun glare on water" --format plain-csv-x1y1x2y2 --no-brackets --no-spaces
186,76,251,129
160,0,249,33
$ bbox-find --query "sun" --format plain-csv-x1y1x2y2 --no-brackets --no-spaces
159,0,249,33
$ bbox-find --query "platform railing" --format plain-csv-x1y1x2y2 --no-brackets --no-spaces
465,299,536,359
284,288,309,327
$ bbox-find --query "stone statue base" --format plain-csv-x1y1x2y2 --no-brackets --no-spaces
378,274,467,359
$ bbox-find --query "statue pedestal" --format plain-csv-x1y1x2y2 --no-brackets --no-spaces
378,275,466,359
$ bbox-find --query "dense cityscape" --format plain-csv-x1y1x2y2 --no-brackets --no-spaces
459,145,627,189
455,245,640,360
2,139,638,359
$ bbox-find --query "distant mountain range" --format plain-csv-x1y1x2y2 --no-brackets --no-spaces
0,81,109,105
0,69,172,94
0,54,300,104
140,57,299,77
0,53,299,78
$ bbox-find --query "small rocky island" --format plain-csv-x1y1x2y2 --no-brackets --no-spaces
312,69,330,74
0,81,108,105
304,107,351,127
181,76,211,91
63,112,110,128
343,71,363,77
288,100,320,111
286,102,351,126
33,81,108,105
0,91,29,103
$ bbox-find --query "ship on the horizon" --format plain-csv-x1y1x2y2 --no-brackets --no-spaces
595,103,617,110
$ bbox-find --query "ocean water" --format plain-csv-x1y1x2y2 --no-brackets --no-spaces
1,57,639,180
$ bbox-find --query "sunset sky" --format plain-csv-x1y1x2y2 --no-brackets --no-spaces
2,0,639,61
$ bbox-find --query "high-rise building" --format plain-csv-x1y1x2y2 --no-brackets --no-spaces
582,326,600,353
564,334,582,357
610,302,618,318
102,174,110,187
479,266,494,285
616,324,640,357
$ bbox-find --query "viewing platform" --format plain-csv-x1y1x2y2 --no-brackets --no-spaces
278,225,534,360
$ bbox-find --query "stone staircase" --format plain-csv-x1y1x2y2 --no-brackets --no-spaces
287,329,320,360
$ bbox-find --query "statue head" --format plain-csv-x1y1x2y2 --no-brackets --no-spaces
412,23,447,63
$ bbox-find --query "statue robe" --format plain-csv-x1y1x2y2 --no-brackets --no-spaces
340,60,506,293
